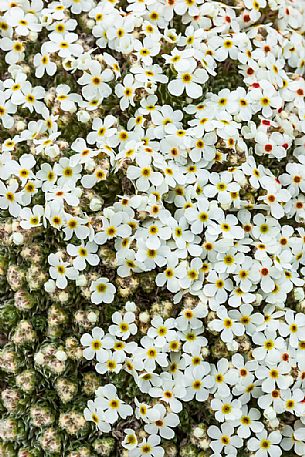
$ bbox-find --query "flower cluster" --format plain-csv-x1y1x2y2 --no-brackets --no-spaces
0,0,305,455
82,298,305,456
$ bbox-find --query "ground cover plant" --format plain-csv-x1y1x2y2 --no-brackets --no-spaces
1,0,305,456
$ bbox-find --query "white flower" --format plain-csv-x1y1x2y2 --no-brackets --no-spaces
129,434,164,457
109,311,137,340
211,396,242,423
63,215,91,241
12,81,45,113
86,115,117,146
67,241,99,271
156,255,180,293
208,423,243,456
33,52,56,78
149,373,185,413
63,0,94,14
115,74,141,110
281,422,305,456
0,38,25,64
84,399,111,433
54,157,82,187
144,404,180,440
209,305,244,342
122,429,138,450
168,62,208,98
0,92,17,128
78,60,113,100
55,84,81,112
48,253,78,289
81,327,112,361
95,383,133,424
94,212,131,245
175,302,207,331
0,179,22,217
90,277,116,304
255,360,293,393
135,336,168,372
184,364,213,401
235,406,264,439
203,271,233,305
278,310,305,348
44,32,83,58
211,359,238,398
127,155,164,192
19,205,44,229
247,430,282,457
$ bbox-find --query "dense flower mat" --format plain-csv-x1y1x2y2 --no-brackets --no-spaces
1,0,305,456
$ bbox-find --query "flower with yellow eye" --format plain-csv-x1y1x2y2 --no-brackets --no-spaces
5,6,42,36
109,311,137,340
168,60,208,99
208,422,243,455
36,163,57,191
122,428,138,451
144,403,180,440
0,37,25,64
249,79,282,118
211,359,238,398
204,171,241,206
184,364,213,402
185,196,221,235
0,178,22,217
55,84,81,112
67,241,99,271
209,305,244,343
7,153,36,185
12,80,45,113
55,157,82,186
34,51,57,78
133,434,164,457
148,316,177,347
156,254,180,293
115,74,141,111
78,60,113,100
256,360,293,393
3,72,27,101
84,399,111,433
252,330,284,363
235,405,264,439
134,37,160,65
127,154,164,192
95,212,132,245
44,31,82,58
141,219,172,250
203,271,233,306
248,429,282,457
90,277,116,304
135,336,168,372
19,204,44,230
211,396,242,423
86,115,117,146
94,383,133,424
0,92,16,128
63,215,91,241
278,309,305,348
48,252,78,289
81,327,113,361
